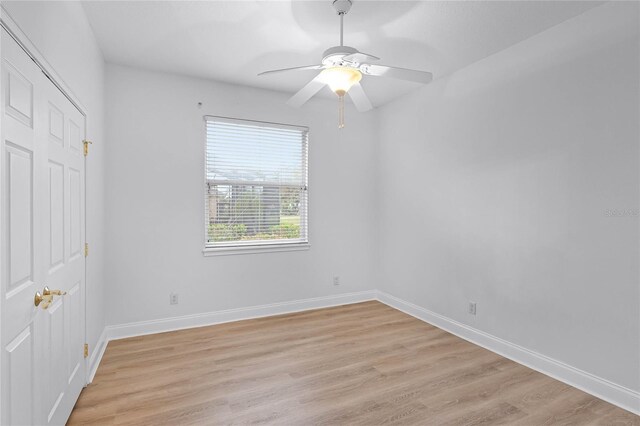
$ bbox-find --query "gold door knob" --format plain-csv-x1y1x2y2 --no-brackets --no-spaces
34,291,53,309
43,286,66,296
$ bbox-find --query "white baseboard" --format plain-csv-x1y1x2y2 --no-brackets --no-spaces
87,328,108,384
376,290,640,416
105,290,377,341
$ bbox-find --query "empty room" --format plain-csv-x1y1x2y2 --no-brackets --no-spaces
0,0,638,424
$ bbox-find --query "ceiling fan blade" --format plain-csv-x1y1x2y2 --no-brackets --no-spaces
258,64,323,76
287,74,326,108
342,52,380,63
362,64,433,84
348,82,373,112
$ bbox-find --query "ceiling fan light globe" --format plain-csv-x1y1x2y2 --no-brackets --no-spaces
320,67,362,95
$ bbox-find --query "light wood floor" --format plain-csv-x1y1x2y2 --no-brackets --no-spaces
68,301,639,425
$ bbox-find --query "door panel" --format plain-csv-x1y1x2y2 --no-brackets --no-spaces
6,143,33,290
40,35,86,426
66,282,81,384
69,120,82,156
5,62,33,127
44,298,65,422
1,27,42,426
1,27,86,425
48,104,64,147
49,161,64,270
6,326,35,426
68,167,81,259
41,63,85,426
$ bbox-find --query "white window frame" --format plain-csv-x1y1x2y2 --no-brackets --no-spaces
202,115,310,256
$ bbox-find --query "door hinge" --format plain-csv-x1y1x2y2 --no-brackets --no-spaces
83,139,93,156
84,343,89,358
84,243,89,257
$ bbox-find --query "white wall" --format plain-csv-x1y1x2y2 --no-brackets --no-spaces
377,2,639,393
104,64,378,326
2,2,107,363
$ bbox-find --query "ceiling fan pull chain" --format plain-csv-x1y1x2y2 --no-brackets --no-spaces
338,93,345,129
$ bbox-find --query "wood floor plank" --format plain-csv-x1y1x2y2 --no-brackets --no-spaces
68,301,640,425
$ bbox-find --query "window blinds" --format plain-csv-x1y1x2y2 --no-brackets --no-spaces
204,116,308,248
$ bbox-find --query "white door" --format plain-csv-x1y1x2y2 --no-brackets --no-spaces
1,28,86,425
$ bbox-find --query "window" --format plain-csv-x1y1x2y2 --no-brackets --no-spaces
204,116,309,254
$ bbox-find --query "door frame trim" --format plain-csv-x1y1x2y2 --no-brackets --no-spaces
0,4,91,399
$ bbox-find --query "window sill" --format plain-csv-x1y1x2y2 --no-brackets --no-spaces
203,243,310,257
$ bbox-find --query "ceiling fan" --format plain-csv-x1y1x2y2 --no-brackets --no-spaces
258,0,433,128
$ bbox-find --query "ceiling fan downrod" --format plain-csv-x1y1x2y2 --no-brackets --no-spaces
332,0,354,128
333,0,352,47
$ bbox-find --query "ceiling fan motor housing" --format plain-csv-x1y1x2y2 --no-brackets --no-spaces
322,45,358,66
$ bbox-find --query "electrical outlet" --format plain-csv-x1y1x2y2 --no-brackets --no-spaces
333,276,340,286
468,302,476,315
170,293,179,305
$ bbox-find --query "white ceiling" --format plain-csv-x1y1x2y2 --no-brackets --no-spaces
82,0,604,107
